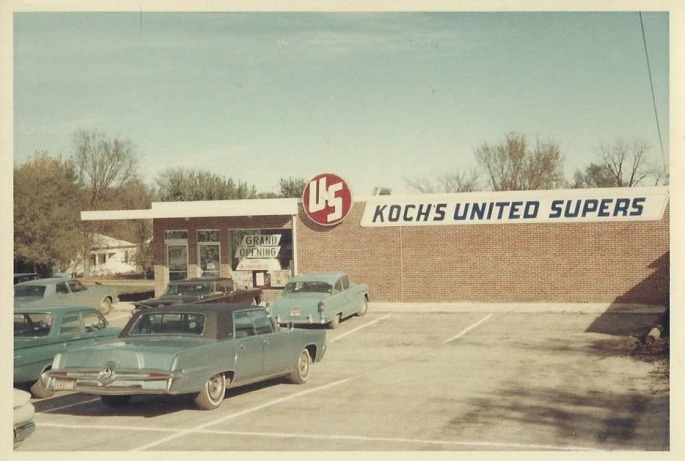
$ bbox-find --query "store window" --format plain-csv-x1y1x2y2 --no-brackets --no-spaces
198,230,221,278
165,230,188,281
229,229,293,288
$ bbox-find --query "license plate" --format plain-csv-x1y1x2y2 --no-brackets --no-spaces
53,378,75,391
289,307,301,317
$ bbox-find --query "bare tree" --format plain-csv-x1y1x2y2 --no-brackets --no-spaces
72,130,139,208
574,137,666,188
475,133,566,191
599,137,655,187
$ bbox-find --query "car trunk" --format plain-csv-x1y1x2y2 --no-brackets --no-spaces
58,337,208,371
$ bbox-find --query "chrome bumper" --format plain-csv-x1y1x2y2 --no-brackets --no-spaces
14,420,35,446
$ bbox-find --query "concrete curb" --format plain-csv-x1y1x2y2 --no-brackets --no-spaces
369,302,668,314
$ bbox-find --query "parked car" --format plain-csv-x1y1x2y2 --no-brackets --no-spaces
132,277,262,313
268,272,369,329
13,388,35,448
14,277,119,315
14,305,121,398
14,273,40,284
45,303,327,410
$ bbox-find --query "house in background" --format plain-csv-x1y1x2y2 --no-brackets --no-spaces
68,233,139,276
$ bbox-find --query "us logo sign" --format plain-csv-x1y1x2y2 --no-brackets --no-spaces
302,173,353,226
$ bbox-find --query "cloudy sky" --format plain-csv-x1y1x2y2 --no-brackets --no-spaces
7,2,675,197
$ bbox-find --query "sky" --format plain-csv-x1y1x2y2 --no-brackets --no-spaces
8,4,673,198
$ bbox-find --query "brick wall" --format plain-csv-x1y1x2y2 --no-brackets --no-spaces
296,202,669,305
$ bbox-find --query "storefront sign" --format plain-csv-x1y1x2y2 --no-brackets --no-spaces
302,173,353,226
360,187,669,227
235,234,281,259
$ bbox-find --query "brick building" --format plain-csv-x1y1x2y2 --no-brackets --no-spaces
82,185,670,306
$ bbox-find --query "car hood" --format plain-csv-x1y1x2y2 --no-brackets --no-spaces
54,337,210,371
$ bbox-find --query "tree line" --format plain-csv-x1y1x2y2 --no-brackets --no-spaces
14,129,668,276
405,132,668,193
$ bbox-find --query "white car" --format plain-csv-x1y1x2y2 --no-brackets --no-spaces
13,389,36,448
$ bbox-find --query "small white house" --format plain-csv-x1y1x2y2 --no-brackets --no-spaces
69,233,139,276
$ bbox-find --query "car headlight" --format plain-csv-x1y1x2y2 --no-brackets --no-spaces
317,301,325,313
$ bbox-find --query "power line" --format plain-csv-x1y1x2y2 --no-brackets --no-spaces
638,12,666,169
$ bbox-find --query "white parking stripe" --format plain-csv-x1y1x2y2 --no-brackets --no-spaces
330,314,391,343
132,378,352,451
38,397,101,413
32,423,598,451
443,314,493,344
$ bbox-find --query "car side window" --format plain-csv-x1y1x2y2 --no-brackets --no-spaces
55,282,69,294
334,279,343,294
68,280,86,292
249,310,274,335
59,313,82,335
234,311,255,338
341,276,350,290
81,311,108,331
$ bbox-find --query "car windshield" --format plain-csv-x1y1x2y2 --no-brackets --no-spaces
165,283,213,296
128,313,206,336
14,313,53,337
283,281,333,294
14,285,46,298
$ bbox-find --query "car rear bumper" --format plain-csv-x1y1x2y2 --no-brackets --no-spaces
46,369,186,395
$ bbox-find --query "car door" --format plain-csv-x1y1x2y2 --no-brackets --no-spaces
80,310,115,343
248,310,290,375
58,313,93,350
232,310,264,381
54,281,71,305
67,280,92,306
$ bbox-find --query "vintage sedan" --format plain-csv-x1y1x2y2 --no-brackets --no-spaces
45,304,327,410
14,277,119,315
268,272,369,329
132,277,262,312
14,305,121,398
13,388,35,448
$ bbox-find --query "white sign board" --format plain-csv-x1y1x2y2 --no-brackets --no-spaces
360,187,669,227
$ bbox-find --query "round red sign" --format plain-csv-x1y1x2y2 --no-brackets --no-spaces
302,173,353,226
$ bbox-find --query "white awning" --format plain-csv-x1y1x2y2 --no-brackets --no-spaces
81,198,300,221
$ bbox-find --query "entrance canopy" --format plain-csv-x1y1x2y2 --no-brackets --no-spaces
81,198,300,221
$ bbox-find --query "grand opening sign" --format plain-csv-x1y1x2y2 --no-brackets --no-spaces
360,187,669,227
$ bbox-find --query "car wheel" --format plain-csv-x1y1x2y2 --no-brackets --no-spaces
30,373,54,399
326,313,341,329
356,297,369,317
288,348,311,384
100,395,131,407
99,297,112,315
194,373,227,410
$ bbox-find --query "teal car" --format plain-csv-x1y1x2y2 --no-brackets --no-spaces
14,306,120,398
45,304,327,410
14,277,119,315
267,272,369,329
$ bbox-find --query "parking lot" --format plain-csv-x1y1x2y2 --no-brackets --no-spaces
17,302,669,452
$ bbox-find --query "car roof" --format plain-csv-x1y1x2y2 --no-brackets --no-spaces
14,305,100,314
287,272,346,284
15,277,71,286
123,303,266,339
